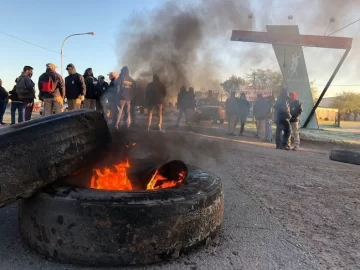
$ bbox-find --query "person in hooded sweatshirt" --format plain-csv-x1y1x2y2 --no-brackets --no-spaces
289,91,303,150
38,63,65,116
83,68,98,110
225,91,238,135
112,66,136,130
145,74,166,130
65,64,86,110
274,88,292,150
237,93,250,136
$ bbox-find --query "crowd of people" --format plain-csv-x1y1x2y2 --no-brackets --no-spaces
0,64,171,131
0,65,303,150
225,88,303,150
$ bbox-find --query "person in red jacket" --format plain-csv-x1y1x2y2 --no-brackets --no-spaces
38,63,65,116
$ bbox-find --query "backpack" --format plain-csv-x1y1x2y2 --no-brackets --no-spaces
41,73,57,93
16,75,30,96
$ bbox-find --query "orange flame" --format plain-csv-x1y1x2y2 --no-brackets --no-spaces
90,159,133,191
146,169,186,190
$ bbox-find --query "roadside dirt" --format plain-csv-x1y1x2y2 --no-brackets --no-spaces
208,133,360,269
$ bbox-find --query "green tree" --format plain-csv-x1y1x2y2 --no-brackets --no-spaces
220,75,246,96
245,69,283,96
332,91,360,121
310,81,319,103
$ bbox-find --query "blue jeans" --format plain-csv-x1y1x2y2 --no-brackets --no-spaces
0,99,8,123
265,118,272,142
11,102,24,124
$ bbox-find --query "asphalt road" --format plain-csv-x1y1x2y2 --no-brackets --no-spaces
0,122,325,270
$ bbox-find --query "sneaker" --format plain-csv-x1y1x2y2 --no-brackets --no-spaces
0,122,6,125
283,146,291,151
293,146,298,151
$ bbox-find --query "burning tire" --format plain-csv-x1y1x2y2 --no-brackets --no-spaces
18,164,224,266
329,149,360,165
0,110,111,207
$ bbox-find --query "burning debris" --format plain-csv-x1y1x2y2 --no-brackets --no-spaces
90,158,187,191
69,141,188,192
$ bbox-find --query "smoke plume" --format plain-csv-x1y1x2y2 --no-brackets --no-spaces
117,0,360,99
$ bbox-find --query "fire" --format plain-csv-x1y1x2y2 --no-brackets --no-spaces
89,143,186,191
146,169,186,190
90,159,133,191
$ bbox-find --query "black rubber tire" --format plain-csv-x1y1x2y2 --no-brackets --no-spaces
18,165,224,266
0,110,111,207
329,149,360,165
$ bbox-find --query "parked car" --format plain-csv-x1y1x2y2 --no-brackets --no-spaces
40,102,68,115
194,98,225,124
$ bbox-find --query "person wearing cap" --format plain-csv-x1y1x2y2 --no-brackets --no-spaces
112,66,136,130
274,88,292,150
65,64,86,110
38,63,65,116
15,66,35,121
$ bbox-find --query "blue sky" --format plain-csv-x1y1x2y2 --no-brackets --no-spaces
0,0,166,90
0,0,359,97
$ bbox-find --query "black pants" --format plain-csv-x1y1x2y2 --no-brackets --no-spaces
234,117,246,135
235,117,246,135
23,99,34,121
275,119,291,148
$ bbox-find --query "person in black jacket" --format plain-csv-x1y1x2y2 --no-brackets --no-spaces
9,83,23,124
289,91,303,150
274,88,292,150
0,79,9,125
83,68,98,110
237,93,250,136
145,74,166,130
15,66,35,121
65,64,86,110
96,75,109,113
38,63,65,116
